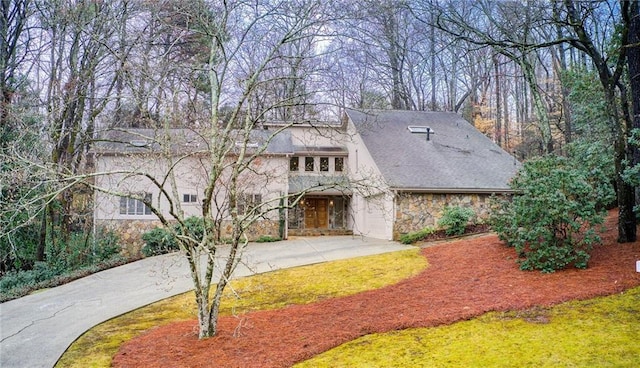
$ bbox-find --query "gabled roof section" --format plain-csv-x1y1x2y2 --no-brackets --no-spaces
93,128,293,156
346,109,520,192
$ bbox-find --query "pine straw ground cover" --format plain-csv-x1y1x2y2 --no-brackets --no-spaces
114,213,640,368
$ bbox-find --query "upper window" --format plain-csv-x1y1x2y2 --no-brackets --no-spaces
305,157,314,171
289,157,299,171
119,193,152,215
335,157,344,172
320,157,329,172
183,194,198,203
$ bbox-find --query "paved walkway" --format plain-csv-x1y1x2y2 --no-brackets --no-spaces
0,236,411,368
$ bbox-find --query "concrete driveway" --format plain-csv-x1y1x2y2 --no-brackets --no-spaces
0,236,411,368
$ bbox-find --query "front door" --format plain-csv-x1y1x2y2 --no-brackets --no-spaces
304,198,328,229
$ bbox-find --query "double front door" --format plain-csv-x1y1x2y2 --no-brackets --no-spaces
304,198,328,229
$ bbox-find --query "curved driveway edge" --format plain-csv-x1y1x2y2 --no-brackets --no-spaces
0,236,412,368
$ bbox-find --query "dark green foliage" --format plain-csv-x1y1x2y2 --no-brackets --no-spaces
622,129,640,216
0,219,40,274
437,206,475,236
0,230,123,301
141,217,209,256
0,257,127,302
490,155,614,272
141,228,178,257
255,235,281,243
400,227,435,244
175,216,207,247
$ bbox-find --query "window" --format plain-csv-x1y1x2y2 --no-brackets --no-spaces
119,193,152,215
320,157,329,172
305,157,314,171
237,193,262,215
289,157,299,171
183,194,198,203
335,157,344,172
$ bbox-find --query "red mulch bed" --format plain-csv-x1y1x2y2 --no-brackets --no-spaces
114,212,640,368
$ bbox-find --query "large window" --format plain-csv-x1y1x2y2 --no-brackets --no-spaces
305,157,314,171
236,193,262,215
335,157,344,172
289,157,299,171
119,193,152,215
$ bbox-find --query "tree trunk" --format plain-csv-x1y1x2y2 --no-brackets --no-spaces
628,0,640,210
564,0,636,242
553,1,572,147
493,54,502,146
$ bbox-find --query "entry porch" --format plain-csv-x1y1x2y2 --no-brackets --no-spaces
287,195,352,237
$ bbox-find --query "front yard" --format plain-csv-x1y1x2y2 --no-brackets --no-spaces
58,213,640,367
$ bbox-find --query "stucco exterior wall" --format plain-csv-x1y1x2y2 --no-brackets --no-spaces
286,124,347,148
393,192,494,239
94,153,288,221
345,120,394,239
94,150,288,255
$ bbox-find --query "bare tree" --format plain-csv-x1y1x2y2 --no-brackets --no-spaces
0,0,31,133
91,0,350,339
30,0,127,258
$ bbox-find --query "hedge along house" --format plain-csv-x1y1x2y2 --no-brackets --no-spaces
344,109,520,240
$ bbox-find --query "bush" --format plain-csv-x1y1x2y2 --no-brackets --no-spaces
90,229,121,263
176,216,206,242
0,256,127,302
141,227,178,257
0,230,124,301
489,155,614,272
437,206,475,236
255,235,280,243
141,217,209,257
400,227,435,244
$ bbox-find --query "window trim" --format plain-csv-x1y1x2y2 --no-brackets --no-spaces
304,157,315,172
320,157,329,172
119,192,152,216
183,193,198,203
289,156,299,171
334,157,344,172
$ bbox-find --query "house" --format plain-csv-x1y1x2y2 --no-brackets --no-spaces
344,109,520,239
92,110,519,253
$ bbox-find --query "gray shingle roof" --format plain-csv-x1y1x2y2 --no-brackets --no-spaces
93,128,293,155
347,109,520,192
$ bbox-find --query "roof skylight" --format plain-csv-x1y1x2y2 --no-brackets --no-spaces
407,126,432,133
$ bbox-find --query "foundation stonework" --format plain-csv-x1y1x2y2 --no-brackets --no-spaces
393,193,494,240
98,218,281,258
96,219,162,258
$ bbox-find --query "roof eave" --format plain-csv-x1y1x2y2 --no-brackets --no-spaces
391,187,515,194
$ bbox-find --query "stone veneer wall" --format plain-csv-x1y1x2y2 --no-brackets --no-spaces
221,220,281,240
96,219,163,258
393,192,495,240
97,219,280,258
